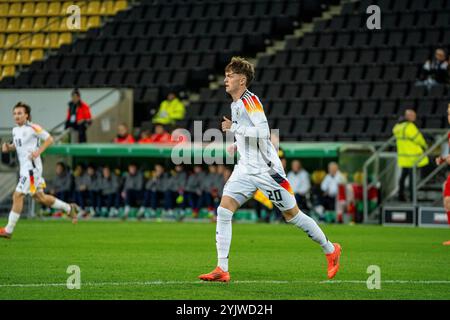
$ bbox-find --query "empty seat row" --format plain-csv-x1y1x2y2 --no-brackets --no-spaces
259,47,447,67
11,69,189,88
314,11,450,31
0,1,125,17
99,18,274,38
345,0,450,14
292,28,450,50
0,49,44,65
0,16,102,33
250,82,450,99
131,0,301,20
38,52,217,72
0,33,73,50
255,64,422,83
66,36,248,55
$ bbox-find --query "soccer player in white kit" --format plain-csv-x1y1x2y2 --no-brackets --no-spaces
0,102,79,239
198,57,342,282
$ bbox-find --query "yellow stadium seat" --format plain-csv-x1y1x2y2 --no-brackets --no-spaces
0,34,5,48
62,1,86,15
87,1,100,15
45,17,59,32
4,33,19,49
47,2,60,16
30,33,44,48
44,33,59,49
1,66,16,79
75,1,88,13
8,3,22,17
6,18,20,33
0,4,9,18
33,17,48,31
87,16,101,29
35,2,49,17
2,50,17,65
58,32,72,46
30,49,44,63
21,2,36,17
20,18,34,32
0,18,6,30
100,1,114,15
61,2,73,15
17,33,31,49
114,1,128,14
59,18,69,32
16,49,31,65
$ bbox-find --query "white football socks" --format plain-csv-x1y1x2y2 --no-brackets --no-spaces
287,211,335,254
5,211,21,234
51,198,71,213
216,206,233,272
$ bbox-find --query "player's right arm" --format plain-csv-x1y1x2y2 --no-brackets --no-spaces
1,142,15,153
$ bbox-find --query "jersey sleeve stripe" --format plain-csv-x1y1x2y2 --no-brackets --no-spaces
251,95,263,112
30,123,43,133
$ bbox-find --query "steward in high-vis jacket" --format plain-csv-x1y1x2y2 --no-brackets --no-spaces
392,109,429,201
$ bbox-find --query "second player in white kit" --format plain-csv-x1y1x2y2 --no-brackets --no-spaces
0,102,79,239
199,57,342,282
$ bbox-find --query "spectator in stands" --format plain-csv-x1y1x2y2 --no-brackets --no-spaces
65,89,92,143
138,130,152,144
99,166,121,217
73,164,89,214
49,162,72,204
122,163,144,219
171,128,189,144
86,164,102,216
152,92,186,127
393,109,429,202
140,164,171,218
114,123,135,144
169,165,188,218
417,48,449,89
287,160,311,211
202,165,222,217
148,124,172,143
186,165,206,218
320,162,346,211
216,165,226,198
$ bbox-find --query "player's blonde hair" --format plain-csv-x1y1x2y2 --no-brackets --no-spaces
225,56,255,87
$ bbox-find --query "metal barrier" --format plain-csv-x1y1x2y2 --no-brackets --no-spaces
363,129,448,223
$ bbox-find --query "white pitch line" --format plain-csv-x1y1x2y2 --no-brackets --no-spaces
1,280,450,288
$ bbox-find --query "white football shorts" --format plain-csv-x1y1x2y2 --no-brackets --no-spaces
222,166,297,211
15,168,46,195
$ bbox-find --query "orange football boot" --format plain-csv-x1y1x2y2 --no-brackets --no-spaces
443,240,450,246
198,266,230,282
0,227,12,239
326,243,342,279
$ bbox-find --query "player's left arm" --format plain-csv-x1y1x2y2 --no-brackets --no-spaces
30,124,53,160
227,96,270,138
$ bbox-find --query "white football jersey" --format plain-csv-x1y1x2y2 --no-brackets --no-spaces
230,90,284,175
12,122,50,176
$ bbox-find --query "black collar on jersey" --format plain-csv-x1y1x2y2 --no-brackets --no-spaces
239,89,250,100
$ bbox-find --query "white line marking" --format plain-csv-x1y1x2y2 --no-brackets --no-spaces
1,280,450,288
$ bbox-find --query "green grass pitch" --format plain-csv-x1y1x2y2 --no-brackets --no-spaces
0,219,449,300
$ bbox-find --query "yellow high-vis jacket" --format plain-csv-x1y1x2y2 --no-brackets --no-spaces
152,98,186,125
392,121,429,168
